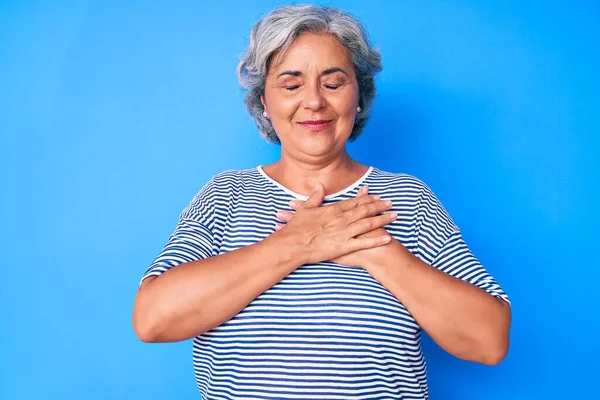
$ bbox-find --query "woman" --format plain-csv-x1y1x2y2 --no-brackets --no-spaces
133,5,511,399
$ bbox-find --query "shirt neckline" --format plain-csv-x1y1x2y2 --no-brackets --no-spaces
256,165,374,201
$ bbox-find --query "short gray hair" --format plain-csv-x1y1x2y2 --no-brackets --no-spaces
237,5,382,144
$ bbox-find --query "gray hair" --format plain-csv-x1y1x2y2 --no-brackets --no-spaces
237,5,382,144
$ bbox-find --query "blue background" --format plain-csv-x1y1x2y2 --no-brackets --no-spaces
1,0,598,398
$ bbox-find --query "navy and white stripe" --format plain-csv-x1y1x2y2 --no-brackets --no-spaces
141,166,509,400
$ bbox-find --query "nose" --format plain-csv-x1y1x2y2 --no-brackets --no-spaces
301,83,326,111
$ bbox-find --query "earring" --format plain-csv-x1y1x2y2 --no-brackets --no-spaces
356,106,361,113
263,111,268,118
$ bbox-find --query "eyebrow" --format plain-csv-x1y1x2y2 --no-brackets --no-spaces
277,67,349,78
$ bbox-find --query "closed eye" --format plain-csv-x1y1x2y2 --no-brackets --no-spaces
285,85,301,91
325,84,342,90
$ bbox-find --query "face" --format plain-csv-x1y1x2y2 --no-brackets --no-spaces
261,33,359,160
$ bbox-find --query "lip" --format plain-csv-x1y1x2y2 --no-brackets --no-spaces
297,120,333,132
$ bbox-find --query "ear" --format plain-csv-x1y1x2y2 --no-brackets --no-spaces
260,95,269,118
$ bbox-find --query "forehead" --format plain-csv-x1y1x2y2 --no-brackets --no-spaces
268,33,354,75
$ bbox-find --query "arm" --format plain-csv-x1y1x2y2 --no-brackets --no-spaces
363,239,511,365
280,185,511,365
133,185,394,343
133,233,302,343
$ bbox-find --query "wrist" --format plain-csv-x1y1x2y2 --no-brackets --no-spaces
363,239,405,272
362,249,384,272
266,229,308,267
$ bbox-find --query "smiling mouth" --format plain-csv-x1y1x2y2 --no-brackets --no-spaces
297,120,333,132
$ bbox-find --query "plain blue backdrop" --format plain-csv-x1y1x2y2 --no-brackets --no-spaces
1,0,598,398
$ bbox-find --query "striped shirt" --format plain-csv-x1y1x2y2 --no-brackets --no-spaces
140,165,509,400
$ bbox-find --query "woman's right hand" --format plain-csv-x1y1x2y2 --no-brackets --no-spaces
273,183,397,265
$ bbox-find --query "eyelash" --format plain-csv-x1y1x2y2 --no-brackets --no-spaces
285,84,342,91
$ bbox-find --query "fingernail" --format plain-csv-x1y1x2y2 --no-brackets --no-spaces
372,195,380,200
384,200,392,206
314,182,322,191
389,212,397,219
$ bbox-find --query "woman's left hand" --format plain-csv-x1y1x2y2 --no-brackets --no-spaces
275,185,394,268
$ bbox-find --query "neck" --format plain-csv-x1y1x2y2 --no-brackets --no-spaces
263,148,368,197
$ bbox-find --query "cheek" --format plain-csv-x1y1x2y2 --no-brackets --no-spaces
278,99,300,119
331,87,359,115
264,91,298,119
330,97,357,118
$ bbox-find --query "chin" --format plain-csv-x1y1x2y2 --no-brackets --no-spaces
296,139,344,158
281,126,351,156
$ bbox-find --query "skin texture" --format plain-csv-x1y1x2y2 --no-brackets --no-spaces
260,32,365,197
263,32,511,365
277,185,512,366
133,191,394,342
133,32,511,366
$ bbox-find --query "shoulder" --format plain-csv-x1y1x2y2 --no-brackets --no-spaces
370,167,433,197
180,167,259,193
207,167,262,192
371,167,456,228
181,167,260,219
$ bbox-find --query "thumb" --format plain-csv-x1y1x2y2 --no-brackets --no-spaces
357,185,369,198
303,182,325,209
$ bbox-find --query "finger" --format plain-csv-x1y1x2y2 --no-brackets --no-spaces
293,185,368,209
336,194,381,212
357,185,369,198
346,199,393,222
293,185,368,210
303,182,325,209
275,223,284,231
276,210,294,222
289,199,304,210
346,235,392,252
347,212,398,238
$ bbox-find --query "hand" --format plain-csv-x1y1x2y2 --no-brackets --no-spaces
332,186,394,267
274,184,397,267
